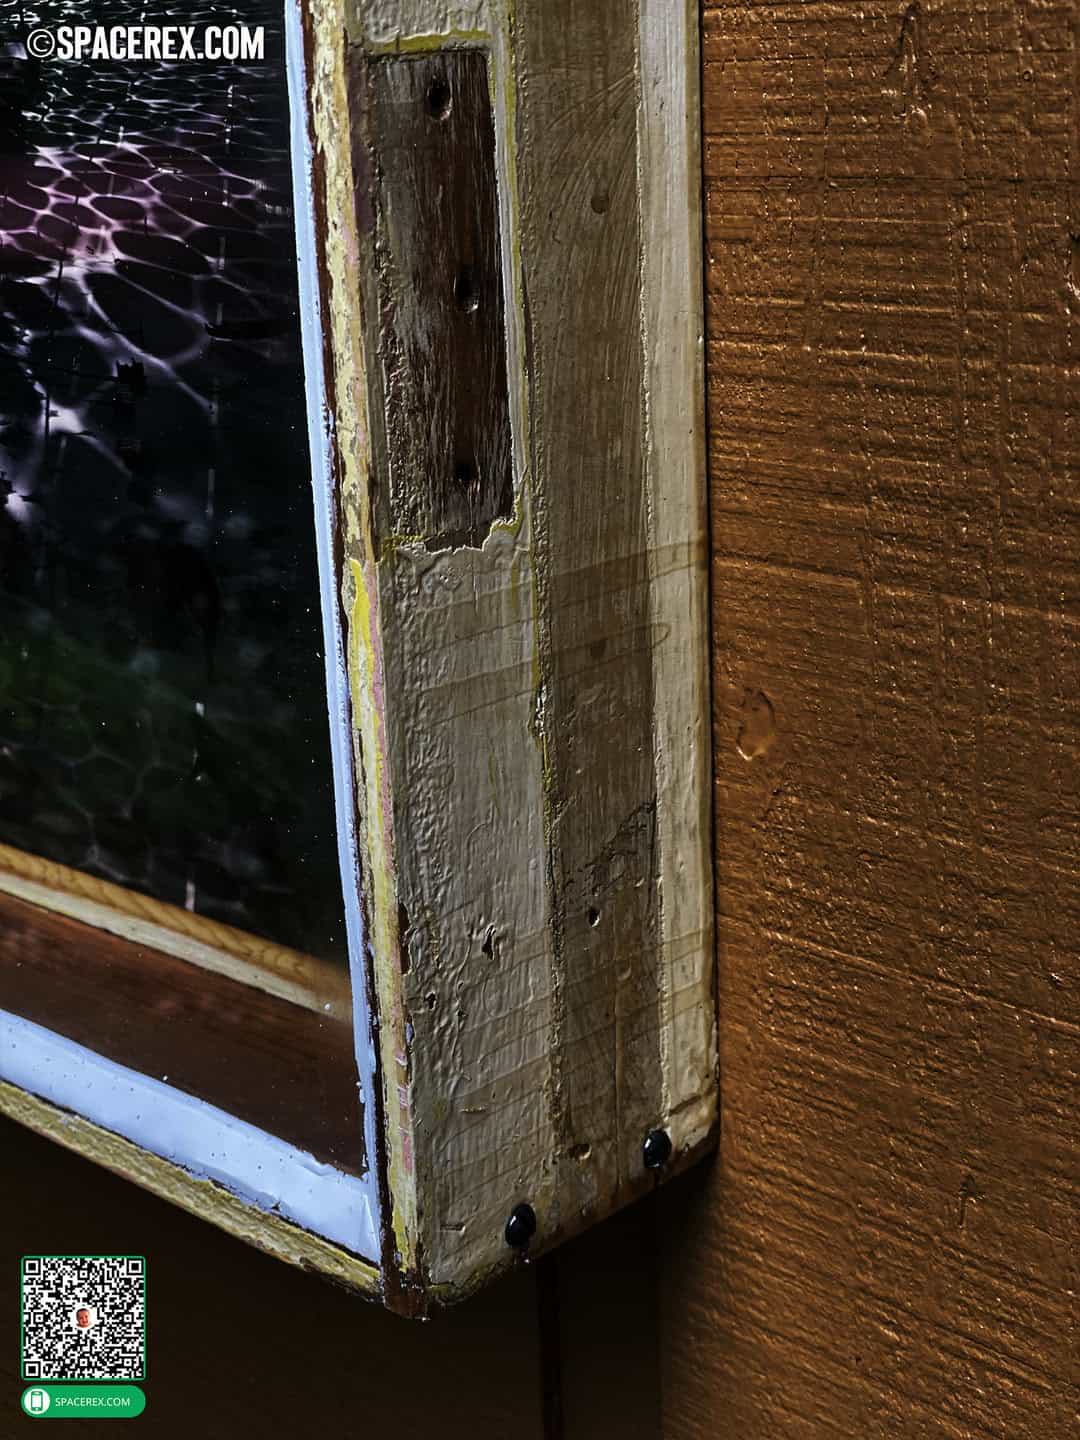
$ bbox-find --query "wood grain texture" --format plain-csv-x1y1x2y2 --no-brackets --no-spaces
637,0,716,1172
0,890,364,1171
0,0,712,1309
0,843,351,1019
662,2,1080,1437
353,49,512,548
514,0,664,1225
301,0,717,1304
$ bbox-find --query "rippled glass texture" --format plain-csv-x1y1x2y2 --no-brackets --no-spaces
0,1,347,965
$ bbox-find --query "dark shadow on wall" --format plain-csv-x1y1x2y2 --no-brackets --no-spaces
0,1115,674,1439
0,1115,544,1440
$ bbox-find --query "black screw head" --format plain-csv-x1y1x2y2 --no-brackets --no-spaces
504,1202,537,1249
643,1128,673,1171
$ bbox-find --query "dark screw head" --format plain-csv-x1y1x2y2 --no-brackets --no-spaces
504,1202,537,1249
643,1128,673,1171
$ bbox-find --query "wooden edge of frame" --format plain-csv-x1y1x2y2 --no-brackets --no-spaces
638,0,719,1153
300,0,422,1296
424,1124,720,1310
0,0,719,1309
0,1080,382,1297
0,844,352,1021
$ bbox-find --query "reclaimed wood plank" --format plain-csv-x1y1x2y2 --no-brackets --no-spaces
301,0,717,1302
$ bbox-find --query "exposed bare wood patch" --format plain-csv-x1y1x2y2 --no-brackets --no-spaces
351,49,513,549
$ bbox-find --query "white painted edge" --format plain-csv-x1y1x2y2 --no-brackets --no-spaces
358,1,491,47
0,1008,379,1258
286,0,383,1235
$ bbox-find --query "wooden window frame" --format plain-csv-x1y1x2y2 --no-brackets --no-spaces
0,0,717,1313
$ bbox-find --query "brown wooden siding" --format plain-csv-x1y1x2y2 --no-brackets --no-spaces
660,3,1080,1437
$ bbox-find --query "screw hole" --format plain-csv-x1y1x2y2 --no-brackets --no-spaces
454,265,480,314
454,457,479,496
425,74,452,120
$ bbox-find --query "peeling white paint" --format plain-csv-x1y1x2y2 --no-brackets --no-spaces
354,0,490,46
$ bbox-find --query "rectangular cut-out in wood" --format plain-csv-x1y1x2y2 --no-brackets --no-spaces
0,0,716,1313
352,50,513,548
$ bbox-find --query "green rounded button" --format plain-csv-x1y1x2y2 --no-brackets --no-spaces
21,1385,146,1418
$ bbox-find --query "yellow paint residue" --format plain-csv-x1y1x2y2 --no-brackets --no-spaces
308,0,419,1280
366,28,490,55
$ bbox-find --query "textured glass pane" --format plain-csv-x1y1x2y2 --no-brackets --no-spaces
0,2,345,964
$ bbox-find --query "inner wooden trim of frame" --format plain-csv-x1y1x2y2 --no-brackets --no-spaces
0,843,351,1020
0,888,366,1172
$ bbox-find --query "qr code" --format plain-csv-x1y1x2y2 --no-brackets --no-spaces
22,1256,146,1381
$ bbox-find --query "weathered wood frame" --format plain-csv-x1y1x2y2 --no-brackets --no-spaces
297,0,716,1306
0,845,351,1019
0,0,715,1311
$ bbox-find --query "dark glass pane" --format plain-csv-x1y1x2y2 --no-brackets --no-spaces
0,0,346,966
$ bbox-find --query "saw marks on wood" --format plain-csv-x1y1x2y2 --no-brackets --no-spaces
514,0,663,1222
662,2,1080,1438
